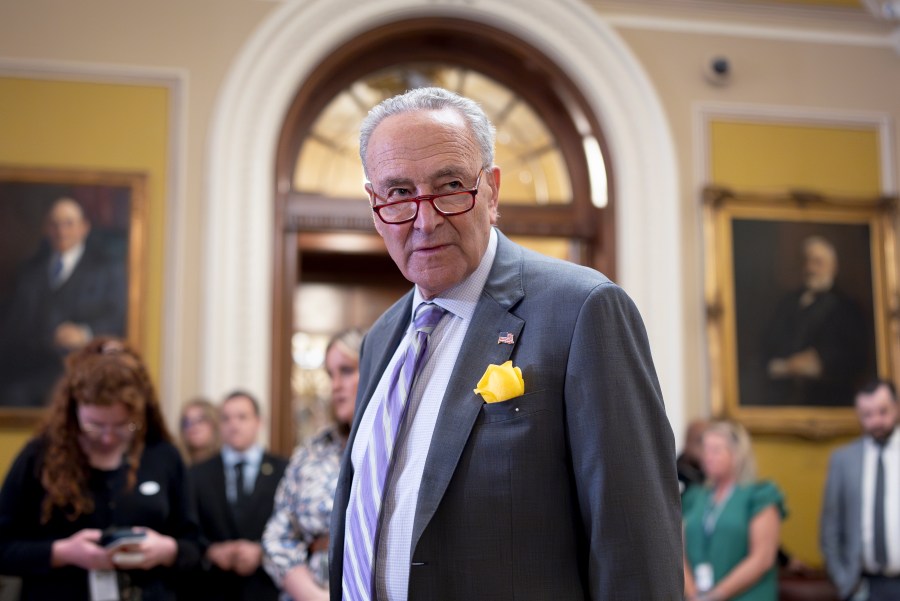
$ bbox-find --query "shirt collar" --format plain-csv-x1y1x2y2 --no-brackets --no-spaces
56,243,85,270
412,226,498,323
222,443,263,466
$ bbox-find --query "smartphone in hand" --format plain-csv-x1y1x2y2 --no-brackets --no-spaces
100,528,146,565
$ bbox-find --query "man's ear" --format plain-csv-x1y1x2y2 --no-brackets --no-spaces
365,183,386,237
486,166,501,224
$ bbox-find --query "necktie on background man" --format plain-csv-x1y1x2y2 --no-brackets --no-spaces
49,255,64,288
342,303,447,601
233,460,248,517
874,442,887,569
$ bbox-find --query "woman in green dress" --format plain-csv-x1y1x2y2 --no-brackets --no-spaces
683,420,787,601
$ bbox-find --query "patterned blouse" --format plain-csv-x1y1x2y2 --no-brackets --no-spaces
262,427,345,596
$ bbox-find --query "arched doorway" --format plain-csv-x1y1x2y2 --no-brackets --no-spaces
203,0,685,453
271,18,615,453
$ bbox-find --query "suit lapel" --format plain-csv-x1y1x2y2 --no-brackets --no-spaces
347,292,414,453
242,454,273,518
411,232,525,550
848,439,865,543
53,249,89,293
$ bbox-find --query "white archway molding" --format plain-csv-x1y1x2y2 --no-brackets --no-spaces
204,0,686,441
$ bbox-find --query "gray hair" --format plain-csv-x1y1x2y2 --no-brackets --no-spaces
358,87,496,178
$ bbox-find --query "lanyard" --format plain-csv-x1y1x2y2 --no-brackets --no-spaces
701,485,734,557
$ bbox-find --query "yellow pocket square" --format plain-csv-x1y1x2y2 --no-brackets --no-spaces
473,360,525,403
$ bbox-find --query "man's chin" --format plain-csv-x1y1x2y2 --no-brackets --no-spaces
406,260,469,298
804,278,833,293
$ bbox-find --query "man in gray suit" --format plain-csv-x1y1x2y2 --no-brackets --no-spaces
329,87,682,600
821,379,900,600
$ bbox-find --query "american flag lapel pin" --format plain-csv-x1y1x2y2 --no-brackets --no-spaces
497,331,514,345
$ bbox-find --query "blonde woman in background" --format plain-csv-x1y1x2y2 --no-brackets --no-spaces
683,420,786,601
263,329,364,601
178,397,221,465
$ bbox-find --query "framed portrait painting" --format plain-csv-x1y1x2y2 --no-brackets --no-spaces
703,186,900,437
0,167,146,425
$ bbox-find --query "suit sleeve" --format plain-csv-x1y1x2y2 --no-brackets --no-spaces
820,451,857,599
164,447,204,571
0,439,55,575
564,282,683,599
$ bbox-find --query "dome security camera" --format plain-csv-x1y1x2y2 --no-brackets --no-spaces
704,56,731,86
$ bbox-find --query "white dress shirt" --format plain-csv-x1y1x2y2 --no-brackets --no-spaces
861,430,900,575
348,228,498,601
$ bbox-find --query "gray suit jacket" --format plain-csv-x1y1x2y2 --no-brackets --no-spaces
821,437,866,599
329,231,683,600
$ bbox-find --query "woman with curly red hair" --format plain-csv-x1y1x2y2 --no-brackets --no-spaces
0,337,202,600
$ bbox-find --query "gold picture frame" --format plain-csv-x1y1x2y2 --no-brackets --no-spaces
0,167,147,426
703,185,900,438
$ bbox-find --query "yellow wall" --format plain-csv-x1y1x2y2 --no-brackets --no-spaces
711,122,882,196
710,120,881,566
0,77,168,474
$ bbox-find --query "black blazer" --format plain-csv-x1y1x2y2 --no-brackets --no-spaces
189,452,288,601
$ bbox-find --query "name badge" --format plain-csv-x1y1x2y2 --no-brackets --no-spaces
88,569,120,601
694,562,714,593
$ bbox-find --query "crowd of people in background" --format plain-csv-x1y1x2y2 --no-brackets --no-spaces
2,334,897,600
679,378,900,601
0,337,201,601
0,329,363,601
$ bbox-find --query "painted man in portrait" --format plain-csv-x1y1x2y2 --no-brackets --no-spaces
0,197,126,407
761,235,868,407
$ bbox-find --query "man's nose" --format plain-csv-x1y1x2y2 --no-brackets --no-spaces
413,199,444,232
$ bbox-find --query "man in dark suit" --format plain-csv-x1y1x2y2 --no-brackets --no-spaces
191,391,288,601
0,197,126,407
762,235,869,407
329,87,682,600
821,379,900,601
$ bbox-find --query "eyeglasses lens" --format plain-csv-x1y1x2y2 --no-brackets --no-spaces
81,422,138,439
379,192,475,224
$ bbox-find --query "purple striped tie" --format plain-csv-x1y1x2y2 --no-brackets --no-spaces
342,302,446,601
